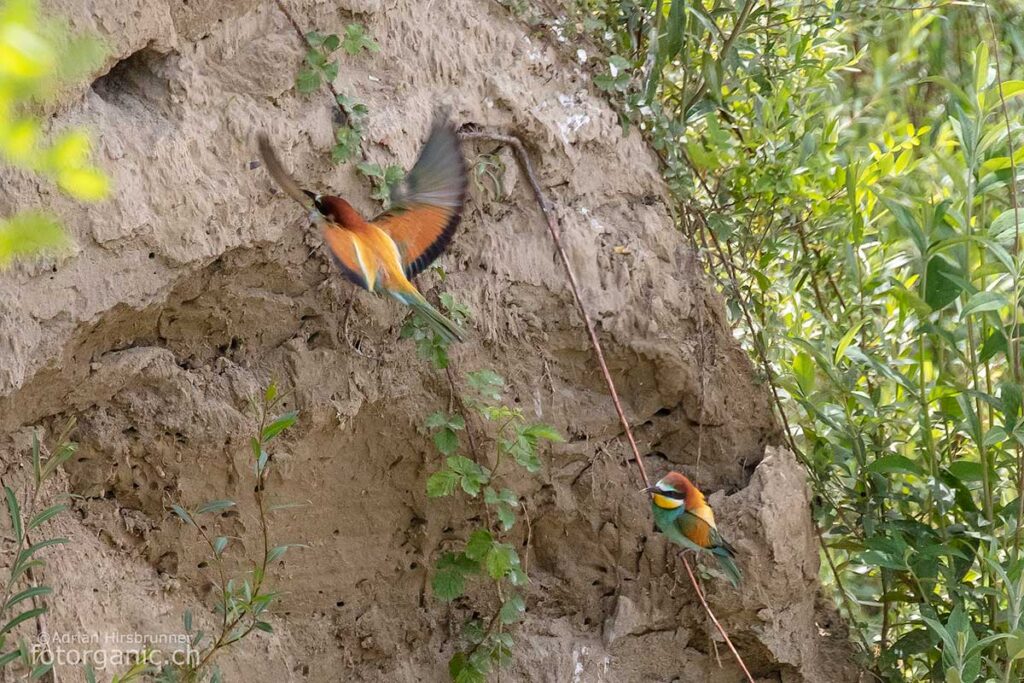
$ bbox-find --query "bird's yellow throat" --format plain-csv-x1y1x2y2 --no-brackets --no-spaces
653,493,685,509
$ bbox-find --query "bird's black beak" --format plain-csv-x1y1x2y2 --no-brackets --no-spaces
642,485,658,494
303,189,324,216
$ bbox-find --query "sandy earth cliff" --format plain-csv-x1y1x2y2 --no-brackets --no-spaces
0,0,862,680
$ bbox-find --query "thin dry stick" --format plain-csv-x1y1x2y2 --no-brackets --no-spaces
460,131,651,490
462,130,755,683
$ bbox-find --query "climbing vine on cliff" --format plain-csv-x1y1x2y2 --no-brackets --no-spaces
408,300,561,682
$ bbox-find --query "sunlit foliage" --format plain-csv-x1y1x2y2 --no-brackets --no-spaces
0,0,107,267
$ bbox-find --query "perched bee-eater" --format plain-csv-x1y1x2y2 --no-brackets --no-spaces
646,471,742,587
257,114,468,343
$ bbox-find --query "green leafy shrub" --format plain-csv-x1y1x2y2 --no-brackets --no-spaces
0,420,76,678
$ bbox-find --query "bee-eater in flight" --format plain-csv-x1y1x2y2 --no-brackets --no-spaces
257,114,468,343
646,471,742,587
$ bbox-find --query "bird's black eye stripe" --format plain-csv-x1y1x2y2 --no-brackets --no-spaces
655,488,687,500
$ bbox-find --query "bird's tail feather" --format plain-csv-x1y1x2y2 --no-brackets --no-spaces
713,550,742,587
397,291,464,344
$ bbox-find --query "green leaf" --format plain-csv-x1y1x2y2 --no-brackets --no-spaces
295,67,320,93
17,538,67,565
4,586,50,611
791,351,815,394
447,455,487,479
465,530,493,561
171,504,194,526
58,167,108,200
960,291,1007,318
498,593,526,625
39,441,75,484
485,544,515,579
322,34,340,52
213,536,229,557
449,652,487,683
975,42,990,95
305,31,325,48
4,487,21,543
947,459,985,483
425,412,448,429
0,607,45,636
980,326,1008,363
426,469,459,497
833,321,865,365
29,662,53,680
27,503,66,531
434,427,459,456
0,649,25,670
432,568,465,601
1006,629,1024,661
924,255,963,311
496,503,516,531
467,370,505,401
990,207,1023,243
341,23,380,55
266,545,292,564
254,621,273,633
31,432,41,486
321,60,339,83
523,424,563,443
196,499,235,515
261,411,298,441
866,455,924,477
662,0,686,60
331,126,361,163
1001,381,1023,425
995,79,1024,100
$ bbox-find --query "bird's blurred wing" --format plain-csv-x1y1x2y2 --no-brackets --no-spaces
257,134,314,209
322,224,371,290
372,114,467,279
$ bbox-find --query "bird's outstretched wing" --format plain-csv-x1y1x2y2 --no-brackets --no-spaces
371,114,467,279
257,134,314,210
322,224,371,291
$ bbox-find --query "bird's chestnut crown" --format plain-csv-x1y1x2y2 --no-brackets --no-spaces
303,190,363,227
647,472,694,510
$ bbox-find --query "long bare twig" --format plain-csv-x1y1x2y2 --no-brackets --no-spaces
460,131,651,489
461,129,755,682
